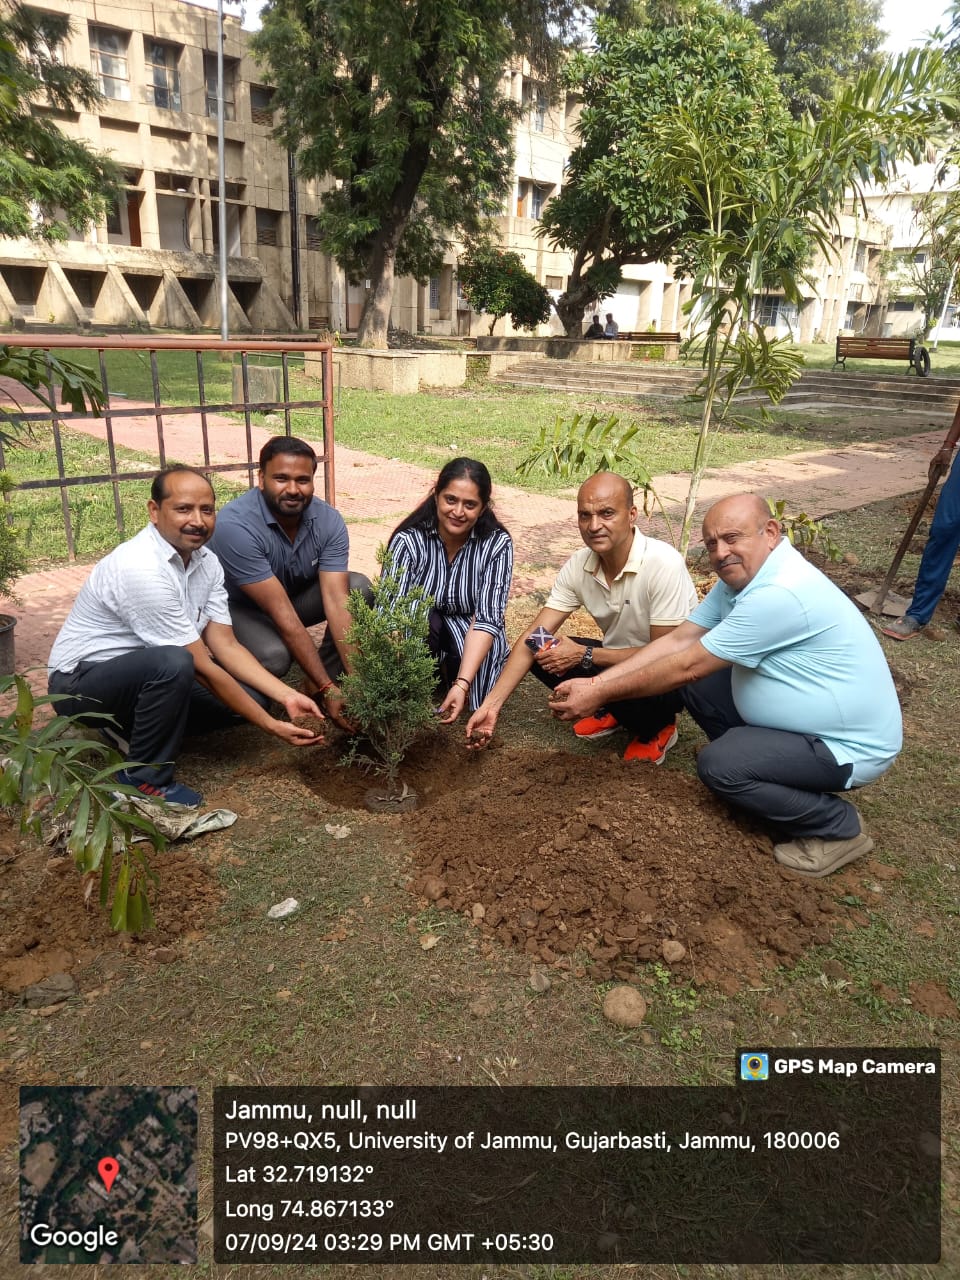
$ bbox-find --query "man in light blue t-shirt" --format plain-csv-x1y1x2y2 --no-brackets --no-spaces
548,493,902,878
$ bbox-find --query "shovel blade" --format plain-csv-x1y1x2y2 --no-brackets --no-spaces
854,588,913,616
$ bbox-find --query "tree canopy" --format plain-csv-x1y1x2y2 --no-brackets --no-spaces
0,3,119,242
254,0,585,347
540,0,791,335
735,0,885,118
457,241,552,334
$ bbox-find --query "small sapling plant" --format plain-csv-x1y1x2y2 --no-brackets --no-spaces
339,550,438,810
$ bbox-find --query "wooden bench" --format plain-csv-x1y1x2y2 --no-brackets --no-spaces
620,331,682,344
834,335,931,377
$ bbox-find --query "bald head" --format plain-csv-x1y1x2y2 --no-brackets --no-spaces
701,493,782,592
576,472,637,562
577,472,634,508
704,493,771,532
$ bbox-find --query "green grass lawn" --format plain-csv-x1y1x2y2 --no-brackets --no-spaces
5,337,953,569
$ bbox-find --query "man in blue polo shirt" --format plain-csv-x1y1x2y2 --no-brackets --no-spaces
210,437,370,730
548,493,902,878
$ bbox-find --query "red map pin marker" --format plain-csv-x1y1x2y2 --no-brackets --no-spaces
97,1157,119,1194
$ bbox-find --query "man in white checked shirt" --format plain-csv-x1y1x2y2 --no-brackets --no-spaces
48,467,324,808
466,473,697,763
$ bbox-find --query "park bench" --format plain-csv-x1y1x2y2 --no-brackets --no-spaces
620,331,682,344
834,335,931,377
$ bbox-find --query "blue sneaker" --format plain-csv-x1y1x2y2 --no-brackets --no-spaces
115,770,203,810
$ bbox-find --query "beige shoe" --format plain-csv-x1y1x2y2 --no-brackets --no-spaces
774,830,873,878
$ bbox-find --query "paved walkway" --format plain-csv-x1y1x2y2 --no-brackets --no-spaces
6,395,948,700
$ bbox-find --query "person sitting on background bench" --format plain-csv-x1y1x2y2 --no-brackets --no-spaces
584,315,604,338
603,313,619,338
48,466,323,809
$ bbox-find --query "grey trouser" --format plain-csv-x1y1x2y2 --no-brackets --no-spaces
228,572,371,679
681,669,860,841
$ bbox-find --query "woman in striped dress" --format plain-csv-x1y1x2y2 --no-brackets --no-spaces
387,458,513,723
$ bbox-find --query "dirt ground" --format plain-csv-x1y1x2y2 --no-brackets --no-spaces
2,715,950,1016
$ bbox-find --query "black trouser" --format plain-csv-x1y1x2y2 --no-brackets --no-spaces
529,636,681,741
228,573,372,679
680,668,859,840
49,647,270,787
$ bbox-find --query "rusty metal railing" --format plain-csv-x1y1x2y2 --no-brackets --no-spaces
0,335,335,559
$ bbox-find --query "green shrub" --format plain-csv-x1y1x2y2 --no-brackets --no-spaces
340,551,438,793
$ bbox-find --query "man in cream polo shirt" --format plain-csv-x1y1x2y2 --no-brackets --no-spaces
466,472,697,762
48,466,323,808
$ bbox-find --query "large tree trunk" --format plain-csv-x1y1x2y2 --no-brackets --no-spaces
356,241,397,349
555,286,591,337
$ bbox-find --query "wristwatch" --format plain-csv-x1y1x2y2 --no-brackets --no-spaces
580,645,594,671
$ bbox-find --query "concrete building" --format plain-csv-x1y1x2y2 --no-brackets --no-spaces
1,0,912,344
861,161,960,341
1,0,336,332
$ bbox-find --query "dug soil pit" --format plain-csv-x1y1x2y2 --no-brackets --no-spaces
298,735,872,995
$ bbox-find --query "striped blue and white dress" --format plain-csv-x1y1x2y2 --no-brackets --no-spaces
388,523,514,709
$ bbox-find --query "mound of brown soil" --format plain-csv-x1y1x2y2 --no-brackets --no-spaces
396,746,864,994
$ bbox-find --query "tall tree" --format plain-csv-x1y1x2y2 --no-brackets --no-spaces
736,0,885,118
539,0,791,336
653,47,956,551
0,3,119,241
254,0,584,348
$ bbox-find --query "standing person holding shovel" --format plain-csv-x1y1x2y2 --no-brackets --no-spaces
882,403,960,641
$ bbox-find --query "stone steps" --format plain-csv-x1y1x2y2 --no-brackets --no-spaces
494,359,960,413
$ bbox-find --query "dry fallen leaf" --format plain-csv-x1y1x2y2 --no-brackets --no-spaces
419,933,440,951
325,823,351,840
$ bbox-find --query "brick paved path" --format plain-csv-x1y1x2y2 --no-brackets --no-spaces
6,396,948,699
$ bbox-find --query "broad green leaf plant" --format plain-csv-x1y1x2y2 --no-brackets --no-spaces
516,411,677,545
0,676,164,932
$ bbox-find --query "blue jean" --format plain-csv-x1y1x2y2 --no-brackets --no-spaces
681,669,860,841
907,455,960,626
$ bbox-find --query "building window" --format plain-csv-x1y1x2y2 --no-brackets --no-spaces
531,183,551,219
545,274,563,290
522,79,547,131
155,172,192,192
250,85,275,126
204,53,236,120
913,251,927,265
305,216,322,251
105,199,123,235
853,241,866,273
89,26,130,101
429,276,441,310
755,295,798,329
145,40,181,110
256,208,280,247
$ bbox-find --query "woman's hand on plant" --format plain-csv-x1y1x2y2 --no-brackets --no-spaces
437,684,467,724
